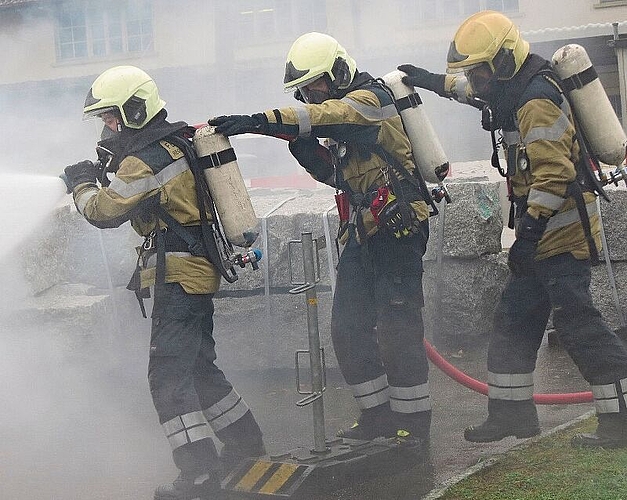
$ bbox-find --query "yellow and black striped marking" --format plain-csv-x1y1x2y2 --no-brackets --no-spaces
223,459,314,497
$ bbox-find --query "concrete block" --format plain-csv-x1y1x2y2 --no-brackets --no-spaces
423,253,509,346
599,188,627,262
425,180,503,261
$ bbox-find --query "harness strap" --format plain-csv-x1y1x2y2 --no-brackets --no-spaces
154,223,167,312
566,181,600,263
560,65,597,93
395,92,423,112
197,147,237,170
127,253,148,318
156,208,207,257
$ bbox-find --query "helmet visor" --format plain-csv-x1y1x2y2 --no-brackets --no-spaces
84,107,122,136
83,105,118,121
285,73,323,93
296,76,331,104
464,62,495,95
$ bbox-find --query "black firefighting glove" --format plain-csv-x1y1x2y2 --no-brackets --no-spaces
63,160,97,191
208,113,268,137
378,197,420,239
397,64,446,95
507,212,549,276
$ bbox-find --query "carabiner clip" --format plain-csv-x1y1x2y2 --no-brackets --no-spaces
380,164,390,184
142,230,156,251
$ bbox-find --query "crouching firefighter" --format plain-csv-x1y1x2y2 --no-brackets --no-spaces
63,65,265,499
209,32,434,445
399,10,627,448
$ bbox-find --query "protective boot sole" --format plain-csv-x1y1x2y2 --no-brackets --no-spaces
464,425,540,443
571,432,627,449
337,426,396,440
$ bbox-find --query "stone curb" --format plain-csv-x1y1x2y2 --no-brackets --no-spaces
422,409,596,499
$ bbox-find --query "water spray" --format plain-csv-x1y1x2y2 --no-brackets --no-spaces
0,173,68,261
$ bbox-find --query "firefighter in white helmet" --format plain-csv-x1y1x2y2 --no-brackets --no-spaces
210,32,433,444
63,65,265,499
400,10,627,448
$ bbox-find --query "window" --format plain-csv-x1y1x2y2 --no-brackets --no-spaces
235,0,327,46
608,93,623,122
461,0,481,16
485,0,519,11
401,0,518,25
55,0,153,62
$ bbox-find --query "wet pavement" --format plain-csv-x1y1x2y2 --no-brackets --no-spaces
0,312,598,500
226,335,594,500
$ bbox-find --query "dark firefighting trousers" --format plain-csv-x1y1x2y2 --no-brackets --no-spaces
148,283,264,475
489,253,627,388
331,224,430,417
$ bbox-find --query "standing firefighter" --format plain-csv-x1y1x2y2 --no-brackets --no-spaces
209,32,432,444
63,66,265,499
400,10,627,448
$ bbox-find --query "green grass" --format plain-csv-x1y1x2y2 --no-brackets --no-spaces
438,416,627,500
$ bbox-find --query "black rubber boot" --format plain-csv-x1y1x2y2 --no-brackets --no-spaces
156,439,224,500
572,413,627,449
154,470,223,500
392,410,432,445
337,403,396,440
464,399,540,443
215,410,266,473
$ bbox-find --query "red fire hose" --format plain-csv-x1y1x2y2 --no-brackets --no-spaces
424,339,593,404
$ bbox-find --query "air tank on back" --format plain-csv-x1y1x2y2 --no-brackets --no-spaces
382,70,450,184
552,44,627,166
192,126,258,248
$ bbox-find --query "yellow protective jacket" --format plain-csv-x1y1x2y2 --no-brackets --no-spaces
443,57,600,261
71,122,221,294
260,73,430,240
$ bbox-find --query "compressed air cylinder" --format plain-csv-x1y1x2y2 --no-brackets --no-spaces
552,44,627,166
382,70,450,184
192,126,258,247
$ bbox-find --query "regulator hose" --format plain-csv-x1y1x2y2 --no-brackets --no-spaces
424,339,593,405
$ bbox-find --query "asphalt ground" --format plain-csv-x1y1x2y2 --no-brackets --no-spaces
226,335,594,500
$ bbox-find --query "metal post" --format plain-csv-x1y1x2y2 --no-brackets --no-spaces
300,232,327,453
611,23,627,131
433,199,446,343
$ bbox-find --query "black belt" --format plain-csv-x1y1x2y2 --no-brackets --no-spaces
162,225,206,255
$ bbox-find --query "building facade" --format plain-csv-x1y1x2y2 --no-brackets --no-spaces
2,0,627,178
